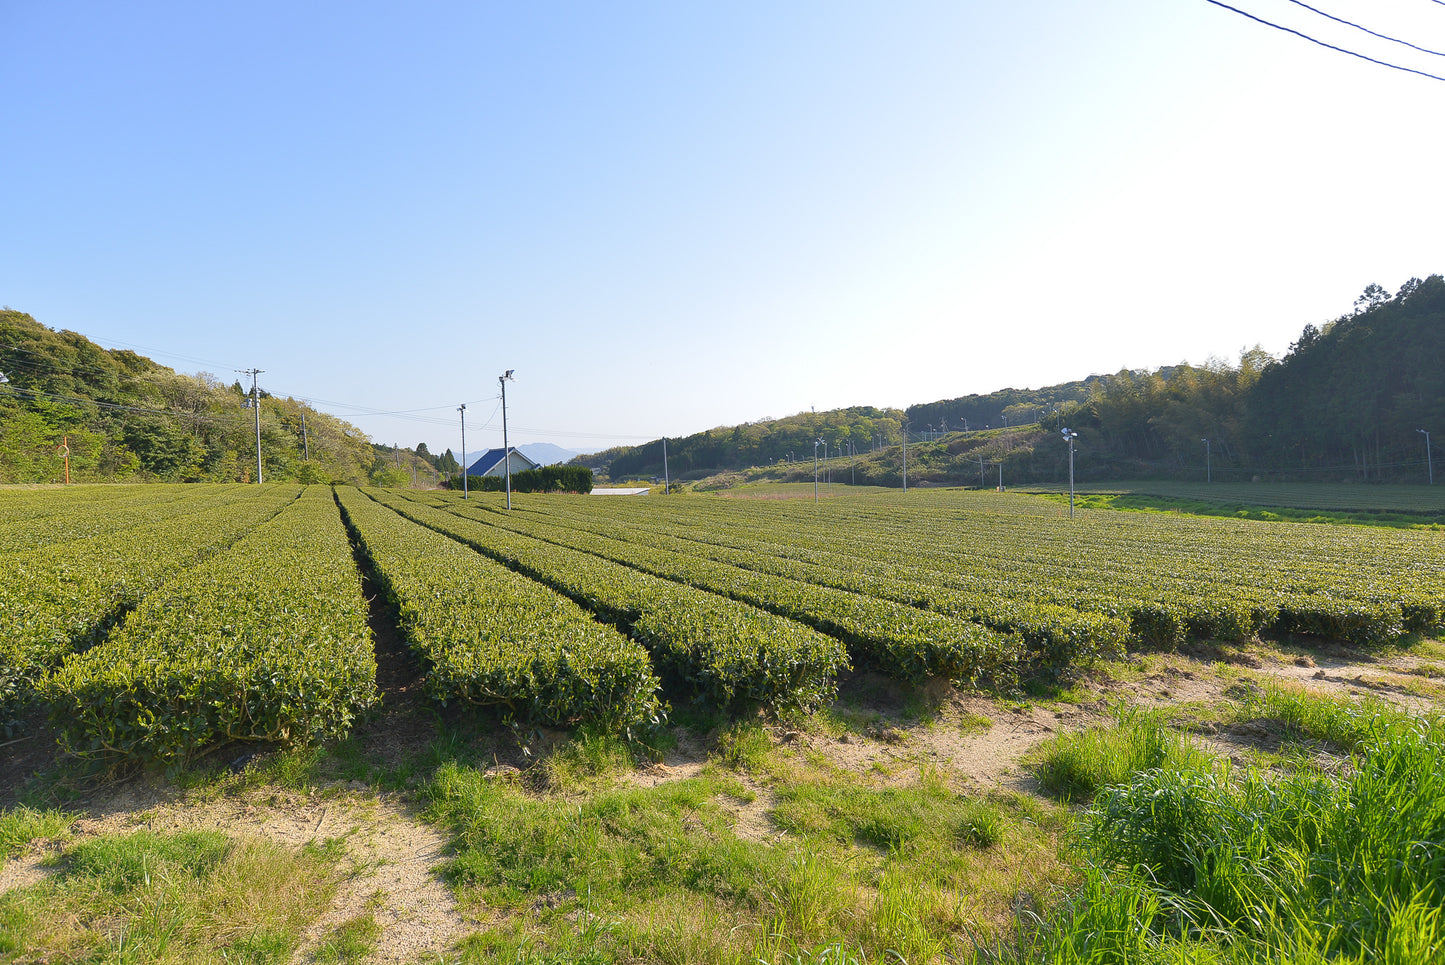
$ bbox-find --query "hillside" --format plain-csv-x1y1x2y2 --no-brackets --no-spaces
585,276,1445,488
0,310,378,485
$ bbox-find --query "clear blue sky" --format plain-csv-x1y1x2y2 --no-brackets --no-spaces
4,1,1443,457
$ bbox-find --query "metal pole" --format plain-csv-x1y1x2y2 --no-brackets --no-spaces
1202,438,1211,483
902,424,908,493
814,438,821,503
1420,429,1434,485
502,379,510,510
663,437,669,494
814,439,820,501
458,404,467,499
238,368,264,484
1062,428,1078,517
301,412,309,461
500,370,515,510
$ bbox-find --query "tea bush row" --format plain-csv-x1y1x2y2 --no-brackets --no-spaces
41,486,375,766
0,486,300,734
336,487,661,730
365,490,847,713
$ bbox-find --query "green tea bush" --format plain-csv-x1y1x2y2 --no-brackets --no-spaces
337,487,661,731
42,487,374,766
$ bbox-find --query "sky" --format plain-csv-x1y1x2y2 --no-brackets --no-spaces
4,0,1444,458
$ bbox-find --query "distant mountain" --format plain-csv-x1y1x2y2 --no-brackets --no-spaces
518,442,585,466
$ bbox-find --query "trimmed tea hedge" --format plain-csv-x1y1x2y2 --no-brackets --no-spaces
42,486,376,765
336,486,661,730
0,486,300,734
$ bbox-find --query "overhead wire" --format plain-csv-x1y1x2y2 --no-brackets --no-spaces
0,385,265,428
1282,0,1445,57
3,340,660,448
1202,0,1445,82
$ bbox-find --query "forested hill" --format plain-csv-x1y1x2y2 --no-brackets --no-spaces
583,275,1444,485
1081,275,1445,480
577,406,908,480
0,310,378,484
577,377,1149,482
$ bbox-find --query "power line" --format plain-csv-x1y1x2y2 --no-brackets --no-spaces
0,385,261,427
1203,0,1445,82
1283,0,1445,57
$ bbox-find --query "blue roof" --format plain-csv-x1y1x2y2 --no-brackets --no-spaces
466,447,539,475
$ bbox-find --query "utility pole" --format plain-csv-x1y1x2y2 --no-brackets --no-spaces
899,427,908,492
663,437,670,495
1201,438,1211,483
301,411,309,461
814,438,822,503
500,369,515,510
238,368,264,484
458,404,468,499
1062,428,1078,518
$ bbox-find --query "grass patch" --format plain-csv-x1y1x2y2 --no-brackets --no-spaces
955,710,993,735
714,722,775,774
1232,684,1408,752
423,731,1071,963
1035,488,1445,529
313,911,382,964
1024,714,1445,962
542,730,641,792
0,829,341,963
1029,707,1214,803
771,773,1004,854
0,806,73,859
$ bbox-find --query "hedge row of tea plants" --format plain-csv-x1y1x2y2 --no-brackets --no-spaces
365,490,847,712
335,487,661,729
500,491,1445,649
41,487,375,766
473,498,1128,667
0,484,235,555
400,493,1020,684
0,486,301,734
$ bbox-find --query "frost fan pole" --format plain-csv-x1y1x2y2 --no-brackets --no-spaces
238,368,264,484
500,369,515,510
458,404,467,499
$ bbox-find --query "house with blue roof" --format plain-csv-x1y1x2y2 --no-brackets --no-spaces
466,447,540,477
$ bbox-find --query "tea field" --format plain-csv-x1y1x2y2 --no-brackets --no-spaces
3,483,1442,765
3,482,1445,964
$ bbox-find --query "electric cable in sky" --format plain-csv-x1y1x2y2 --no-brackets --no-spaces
1203,0,1445,82
1283,0,1445,57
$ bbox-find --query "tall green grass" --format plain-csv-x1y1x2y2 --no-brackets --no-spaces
1019,708,1445,963
1031,707,1212,803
